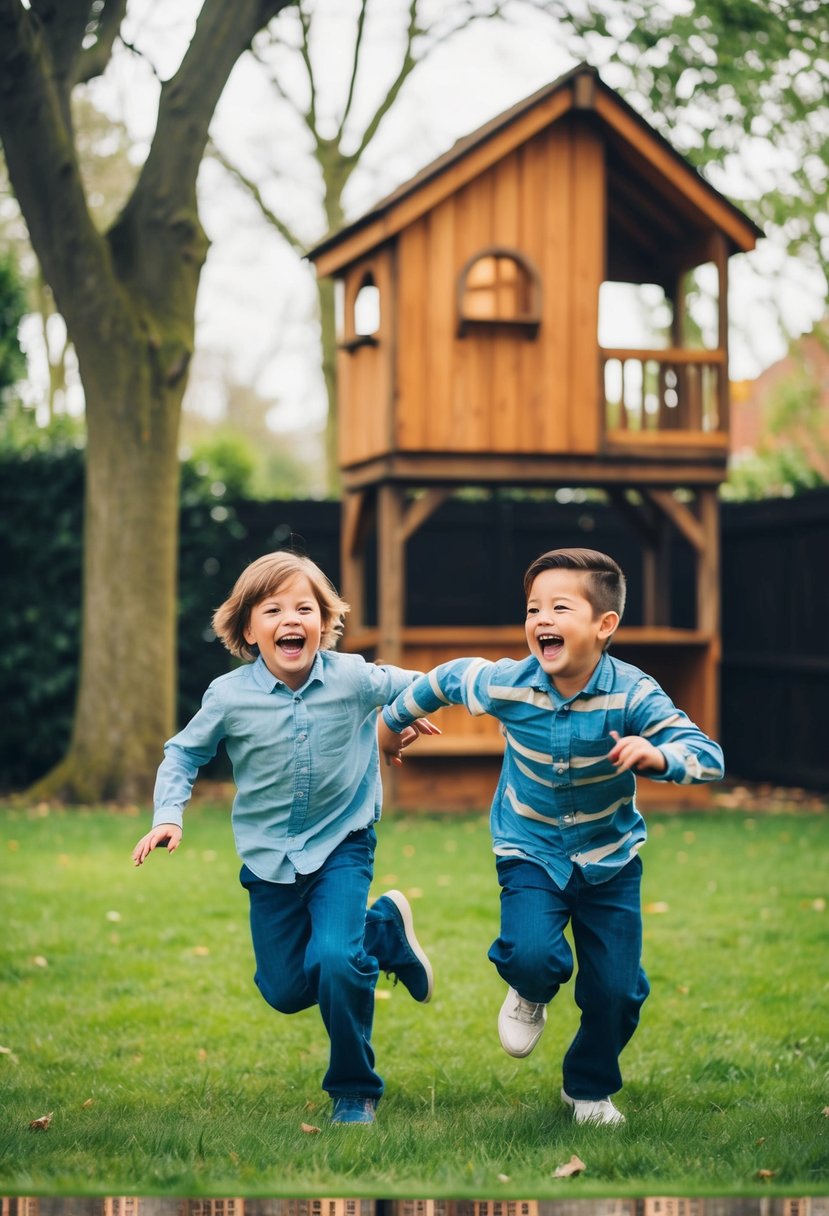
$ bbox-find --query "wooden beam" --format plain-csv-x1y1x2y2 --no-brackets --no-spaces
376,484,405,664
341,452,729,489
340,490,373,635
593,91,761,251
696,487,720,638
608,489,661,626
645,488,706,553
713,230,731,434
401,487,453,543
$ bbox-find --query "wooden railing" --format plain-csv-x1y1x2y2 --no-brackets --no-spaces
601,347,727,438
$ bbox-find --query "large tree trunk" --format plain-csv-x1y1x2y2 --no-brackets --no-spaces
29,343,186,803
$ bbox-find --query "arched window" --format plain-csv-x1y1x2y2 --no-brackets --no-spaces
457,248,541,337
340,268,381,351
353,273,380,337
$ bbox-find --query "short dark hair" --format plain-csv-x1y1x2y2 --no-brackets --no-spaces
523,547,627,620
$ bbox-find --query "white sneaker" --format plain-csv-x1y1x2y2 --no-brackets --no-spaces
561,1088,625,1125
498,986,548,1057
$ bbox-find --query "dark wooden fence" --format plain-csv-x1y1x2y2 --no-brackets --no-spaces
720,487,829,789
200,490,829,790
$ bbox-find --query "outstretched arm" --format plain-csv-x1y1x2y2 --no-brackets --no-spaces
378,715,441,767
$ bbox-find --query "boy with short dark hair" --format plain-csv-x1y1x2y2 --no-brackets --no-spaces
381,547,723,1125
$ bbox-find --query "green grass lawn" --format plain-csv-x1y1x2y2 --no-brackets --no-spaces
1,799,828,1198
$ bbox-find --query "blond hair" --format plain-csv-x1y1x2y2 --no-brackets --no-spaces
212,551,350,661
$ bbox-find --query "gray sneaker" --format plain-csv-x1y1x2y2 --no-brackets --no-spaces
498,986,547,1057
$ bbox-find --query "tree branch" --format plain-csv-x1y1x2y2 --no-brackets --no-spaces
297,2,319,142
207,139,307,256
0,0,112,323
336,0,369,143
113,0,296,306
75,0,129,85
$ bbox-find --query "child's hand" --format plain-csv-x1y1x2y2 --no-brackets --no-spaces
379,717,441,767
132,824,182,866
607,731,667,774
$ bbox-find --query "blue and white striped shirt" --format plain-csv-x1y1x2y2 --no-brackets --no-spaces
383,651,724,887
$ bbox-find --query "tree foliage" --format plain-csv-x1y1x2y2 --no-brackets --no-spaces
558,0,829,300
0,251,26,401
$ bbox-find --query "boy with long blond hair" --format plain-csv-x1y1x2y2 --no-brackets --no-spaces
133,551,434,1125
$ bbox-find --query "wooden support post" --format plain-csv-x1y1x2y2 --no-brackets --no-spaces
340,489,374,637
697,487,720,639
713,232,730,433
608,489,660,626
697,486,720,736
377,483,405,665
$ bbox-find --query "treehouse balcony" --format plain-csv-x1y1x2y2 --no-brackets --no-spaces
602,347,729,462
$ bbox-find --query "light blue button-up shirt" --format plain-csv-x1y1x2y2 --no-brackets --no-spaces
153,651,418,882
383,651,724,887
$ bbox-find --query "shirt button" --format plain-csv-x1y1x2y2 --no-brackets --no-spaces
297,791,305,798
562,704,569,713
557,767,565,775
298,733,307,741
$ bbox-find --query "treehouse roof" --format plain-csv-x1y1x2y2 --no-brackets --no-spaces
308,63,763,281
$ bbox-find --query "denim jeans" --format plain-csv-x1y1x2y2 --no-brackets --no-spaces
240,825,410,1101
489,853,650,1099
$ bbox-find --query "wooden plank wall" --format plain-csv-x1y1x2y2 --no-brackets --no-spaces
391,117,605,458
338,249,395,467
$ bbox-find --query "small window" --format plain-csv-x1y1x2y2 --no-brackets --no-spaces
354,275,380,337
340,268,381,352
457,248,541,337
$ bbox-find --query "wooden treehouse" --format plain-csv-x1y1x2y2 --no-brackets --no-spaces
308,63,762,810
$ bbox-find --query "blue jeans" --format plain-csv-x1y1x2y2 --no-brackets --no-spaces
488,854,650,1099
240,826,408,1101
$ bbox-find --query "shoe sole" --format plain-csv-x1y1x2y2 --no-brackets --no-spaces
383,888,434,1003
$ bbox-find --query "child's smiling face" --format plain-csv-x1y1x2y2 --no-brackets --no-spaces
243,572,324,689
524,567,618,695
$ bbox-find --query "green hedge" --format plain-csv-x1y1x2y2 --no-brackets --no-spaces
0,449,339,792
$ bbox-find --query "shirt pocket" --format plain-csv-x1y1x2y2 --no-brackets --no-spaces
316,709,356,757
569,734,617,778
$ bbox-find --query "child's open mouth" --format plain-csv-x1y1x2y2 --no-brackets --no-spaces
538,633,564,660
277,634,305,658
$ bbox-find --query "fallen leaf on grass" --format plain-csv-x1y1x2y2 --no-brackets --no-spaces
81,1098,94,1109
496,1174,511,1183
644,901,669,914
29,1112,53,1131
756,1169,776,1182
822,1107,829,1118
554,1154,586,1178
300,1122,321,1134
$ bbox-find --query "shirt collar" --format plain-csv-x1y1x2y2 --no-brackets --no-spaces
251,650,326,694
529,649,614,698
